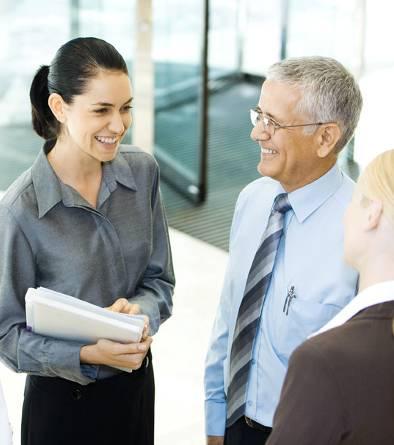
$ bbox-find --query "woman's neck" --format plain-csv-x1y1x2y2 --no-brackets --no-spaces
357,255,394,292
47,139,101,185
47,139,102,208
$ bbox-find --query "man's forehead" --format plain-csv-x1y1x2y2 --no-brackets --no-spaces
258,80,301,114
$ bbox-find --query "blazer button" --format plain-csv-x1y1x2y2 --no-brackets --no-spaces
72,388,82,401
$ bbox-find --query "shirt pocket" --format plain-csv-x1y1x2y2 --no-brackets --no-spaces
276,299,341,362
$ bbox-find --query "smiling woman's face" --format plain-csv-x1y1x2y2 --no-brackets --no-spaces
59,69,133,163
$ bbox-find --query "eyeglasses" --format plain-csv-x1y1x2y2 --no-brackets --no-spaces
250,107,335,135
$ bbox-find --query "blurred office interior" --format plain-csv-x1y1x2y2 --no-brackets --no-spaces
0,0,393,250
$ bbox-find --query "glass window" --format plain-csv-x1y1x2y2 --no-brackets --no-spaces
354,1,394,170
78,0,135,65
241,0,282,75
209,0,240,77
0,1,70,190
153,0,208,201
286,0,362,74
0,0,136,191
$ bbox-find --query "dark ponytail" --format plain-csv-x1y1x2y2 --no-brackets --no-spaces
29,37,128,141
30,65,59,140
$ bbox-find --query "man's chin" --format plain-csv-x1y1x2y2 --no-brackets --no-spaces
257,160,275,178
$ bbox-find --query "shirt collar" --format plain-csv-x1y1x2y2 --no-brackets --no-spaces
31,146,63,218
310,280,394,338
32,144,137,218
286,163,344,223
103,149,137,193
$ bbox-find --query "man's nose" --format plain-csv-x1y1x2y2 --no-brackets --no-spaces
250,124,271,142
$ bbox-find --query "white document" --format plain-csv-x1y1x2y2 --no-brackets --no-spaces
25,287,145,345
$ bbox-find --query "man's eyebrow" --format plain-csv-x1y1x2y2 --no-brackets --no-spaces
256,106,282,124
91,97,133,107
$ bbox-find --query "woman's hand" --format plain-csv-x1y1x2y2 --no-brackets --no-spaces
106,297,140,315
106,297,150,339
80,336,152,370
80,297,152,368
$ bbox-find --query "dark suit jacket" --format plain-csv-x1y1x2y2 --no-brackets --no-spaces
267,301,394,445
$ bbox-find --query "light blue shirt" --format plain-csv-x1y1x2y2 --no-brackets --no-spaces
204,164,358,436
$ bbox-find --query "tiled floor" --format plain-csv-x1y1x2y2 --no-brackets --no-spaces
0,227,228,445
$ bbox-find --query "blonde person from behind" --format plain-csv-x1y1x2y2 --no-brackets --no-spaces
267,149,394,445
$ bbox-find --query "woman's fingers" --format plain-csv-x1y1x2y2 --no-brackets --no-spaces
97,337,152,355
96,337,153,369
105,298,129,312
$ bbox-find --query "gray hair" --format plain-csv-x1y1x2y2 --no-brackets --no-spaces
267,56,363,152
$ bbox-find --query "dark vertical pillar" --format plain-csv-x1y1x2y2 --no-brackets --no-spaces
280,0,289,60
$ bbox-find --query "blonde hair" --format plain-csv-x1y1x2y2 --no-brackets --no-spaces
358,149,394,224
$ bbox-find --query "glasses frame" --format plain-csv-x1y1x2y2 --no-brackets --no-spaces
250,107,336,135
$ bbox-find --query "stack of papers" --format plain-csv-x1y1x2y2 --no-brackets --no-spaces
25,287,146,345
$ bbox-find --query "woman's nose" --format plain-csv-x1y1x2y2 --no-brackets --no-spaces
109,112,125,134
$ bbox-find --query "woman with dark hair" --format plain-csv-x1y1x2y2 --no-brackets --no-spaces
0,37,174,445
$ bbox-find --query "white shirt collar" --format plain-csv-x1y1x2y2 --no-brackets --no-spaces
310,280,394,338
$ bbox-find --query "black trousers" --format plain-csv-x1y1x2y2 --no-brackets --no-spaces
224,417,272,445
21,352,154,445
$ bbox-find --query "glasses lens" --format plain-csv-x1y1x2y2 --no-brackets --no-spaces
262,116,276,135
250,109,258,126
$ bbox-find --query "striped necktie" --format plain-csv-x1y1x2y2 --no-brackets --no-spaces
226,193,292,427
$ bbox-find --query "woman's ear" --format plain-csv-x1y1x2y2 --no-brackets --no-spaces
48,93,66,124
316,123,341,158
365,199,383,231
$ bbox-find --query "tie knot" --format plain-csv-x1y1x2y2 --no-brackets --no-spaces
273,193,292,214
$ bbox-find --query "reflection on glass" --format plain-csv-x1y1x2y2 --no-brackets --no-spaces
209,0,239,78
78,0,134,65
354,1,394,172
153,0,205,198
0,0,70,190
287,0,361,73
241,0,282,75
364,0,394,72
0,0,136,191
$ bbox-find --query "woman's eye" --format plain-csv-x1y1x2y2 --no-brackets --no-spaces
93,108,108,114
122,105,133,112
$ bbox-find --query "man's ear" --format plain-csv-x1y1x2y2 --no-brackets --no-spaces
316,123,341,158
364,199,383,231
48,93,67,124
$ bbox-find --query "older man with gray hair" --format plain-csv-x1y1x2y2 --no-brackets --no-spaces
204,56,363,445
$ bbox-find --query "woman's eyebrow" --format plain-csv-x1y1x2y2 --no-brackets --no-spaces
91,97,134,107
